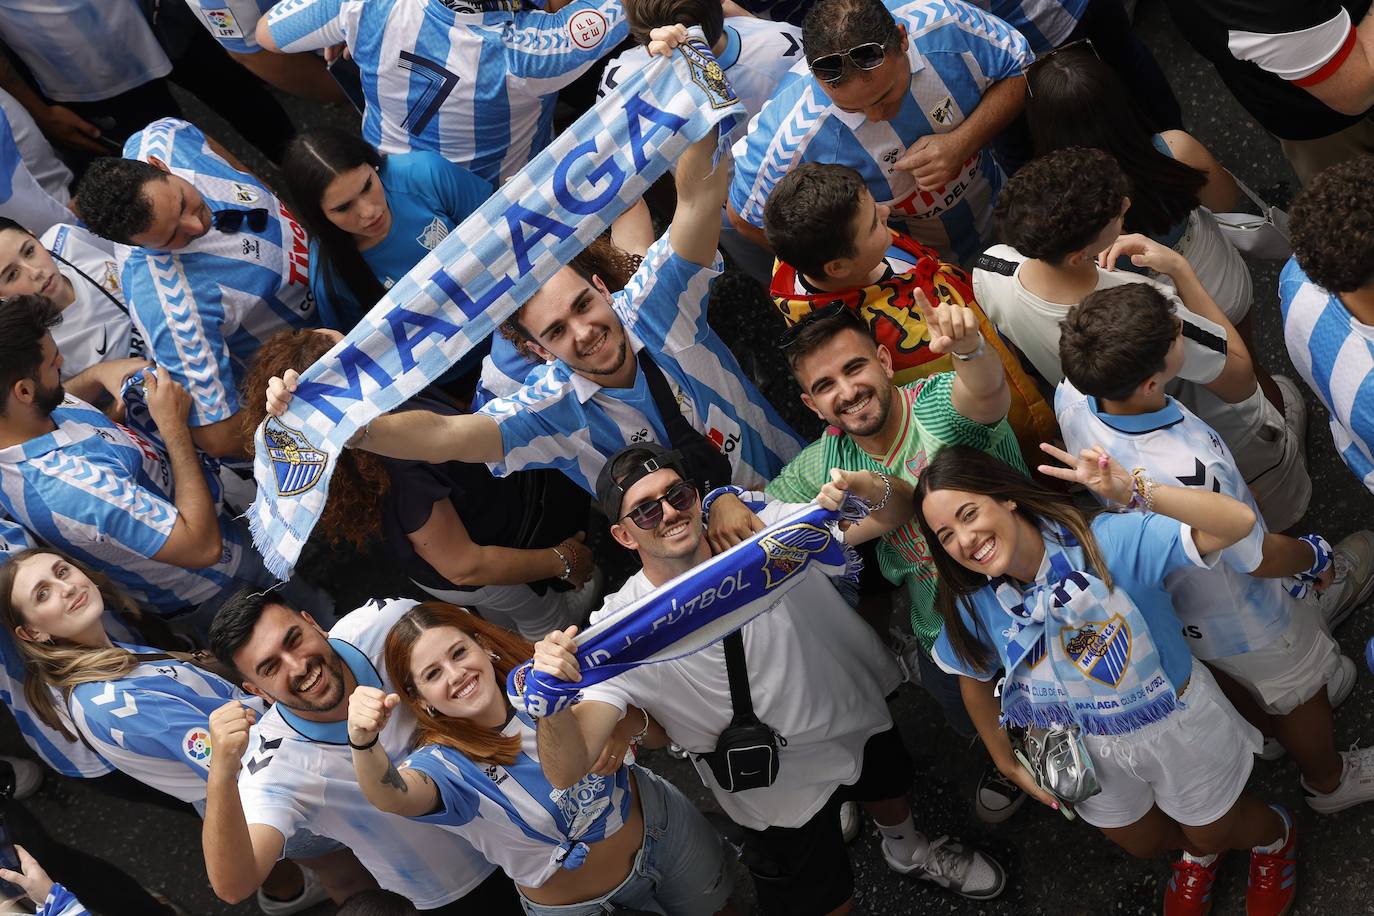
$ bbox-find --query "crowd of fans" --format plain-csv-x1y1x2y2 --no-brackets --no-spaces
0,0,1372,914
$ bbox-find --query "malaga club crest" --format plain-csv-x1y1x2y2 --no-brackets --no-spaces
680,40,737,110
759,522,833,589
264,418,327,497
1060,614,1132,687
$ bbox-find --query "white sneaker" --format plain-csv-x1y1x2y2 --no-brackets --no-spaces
1274,374,1308,445
882,835,1007,900
888,626,924,686
1328,655,1358,709
839,800,861,844
1259,737,1287,761
1302,531,1374,632
1304,746,1374,814
257,867,329,916
1,757,42,801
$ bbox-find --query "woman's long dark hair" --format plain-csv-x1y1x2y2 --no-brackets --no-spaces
1025,45,1207,237
913,445,1110,672
281,128,387,323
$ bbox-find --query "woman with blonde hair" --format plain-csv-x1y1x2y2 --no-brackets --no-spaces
346,601,736,916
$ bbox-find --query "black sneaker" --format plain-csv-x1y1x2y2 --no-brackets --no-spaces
975,763,1027,824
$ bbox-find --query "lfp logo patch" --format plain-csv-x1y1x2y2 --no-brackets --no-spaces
183,728,213,766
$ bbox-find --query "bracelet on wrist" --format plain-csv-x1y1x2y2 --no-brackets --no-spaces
551,545,573,581
866,471,892,513
1126,467,1155,513
950,337,986,362
629,707,651,746
348,733,380,751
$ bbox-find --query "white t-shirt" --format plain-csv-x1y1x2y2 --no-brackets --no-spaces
0,88,70,204
236,598,496,907
972,244,1229,388
42,224,144,379
580,500,900,831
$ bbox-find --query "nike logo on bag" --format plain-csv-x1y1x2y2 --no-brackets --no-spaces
94,330,108,356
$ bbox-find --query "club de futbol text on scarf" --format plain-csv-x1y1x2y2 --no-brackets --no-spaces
245,33,743,578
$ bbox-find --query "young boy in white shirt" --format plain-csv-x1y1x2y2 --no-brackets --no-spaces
1054,284,1374,838
973,147,1311,531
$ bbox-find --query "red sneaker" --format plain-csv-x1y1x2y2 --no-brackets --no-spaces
1247,808,1297,916
1164,855,1222,916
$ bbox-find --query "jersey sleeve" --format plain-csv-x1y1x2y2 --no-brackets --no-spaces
1221,4,1355,83
1098,511,1218,588
25,464,178,559
764,439,832,503
728,76,813,230
400,746,482,827
1176,304,1229,387
123,252,240,427
503,0,629,85
615,232,720,352
479,370,590,481
69,682,214,800
931,1,1032,81
264,0,350,53
0,105,70,236
185,0,270,53
419,152,495,225
929,601,998,680
910,371,1019,456
123,118,208,169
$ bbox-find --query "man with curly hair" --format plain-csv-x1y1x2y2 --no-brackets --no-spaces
1281,156,1374,492
973,147,1313,531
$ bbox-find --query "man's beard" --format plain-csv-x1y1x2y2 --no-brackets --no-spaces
34,380,65,417
829,384,893,438
268,652,348,714
566,330,629,378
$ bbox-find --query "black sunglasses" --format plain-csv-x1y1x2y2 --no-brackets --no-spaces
623,480,698,530
212,207,269,234
809,41,889,85
776,301,849,350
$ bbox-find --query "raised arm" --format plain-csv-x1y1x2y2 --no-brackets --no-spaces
346,686,438,818
817,467,915,544
203,702,286,904
265,369,505,463
915,288,1009,425
1037,442,1257,557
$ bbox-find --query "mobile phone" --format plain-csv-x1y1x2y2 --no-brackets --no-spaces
0,815,24,899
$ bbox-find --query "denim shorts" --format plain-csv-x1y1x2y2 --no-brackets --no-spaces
519,766,735,916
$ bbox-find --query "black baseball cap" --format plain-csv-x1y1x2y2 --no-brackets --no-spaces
596,444,688,521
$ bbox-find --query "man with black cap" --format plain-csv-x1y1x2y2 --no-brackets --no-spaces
531,443,1008,916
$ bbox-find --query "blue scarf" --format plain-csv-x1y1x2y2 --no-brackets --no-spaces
508,497,865,717
247,34,743,579
993,521,1182,736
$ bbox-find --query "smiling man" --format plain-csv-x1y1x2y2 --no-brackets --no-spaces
75,118,318,458
728,0,1030,265
202,592,524,913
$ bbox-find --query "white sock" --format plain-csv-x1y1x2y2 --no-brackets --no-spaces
1182,852,1218,867
876,814,928,863
1253,805,1291,854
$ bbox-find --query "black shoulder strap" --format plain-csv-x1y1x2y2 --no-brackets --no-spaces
51,251,129,317
973,252,1020,276
722,630,758,723
637,350,733,493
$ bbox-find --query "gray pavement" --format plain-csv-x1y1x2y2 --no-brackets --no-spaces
15,2,1374,913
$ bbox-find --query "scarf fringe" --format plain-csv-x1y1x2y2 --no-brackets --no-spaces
1000,693,1180,737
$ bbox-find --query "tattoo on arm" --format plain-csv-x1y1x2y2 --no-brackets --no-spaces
382,762,408,794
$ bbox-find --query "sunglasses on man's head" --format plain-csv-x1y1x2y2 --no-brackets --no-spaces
212,207,269,234
809,41,889,85
776,301,849,350
623,480,698,530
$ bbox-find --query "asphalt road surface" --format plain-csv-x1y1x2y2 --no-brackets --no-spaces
16,2,1374,913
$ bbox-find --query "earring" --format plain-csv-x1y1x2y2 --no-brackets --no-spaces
488,651,500,662
426,705,439,717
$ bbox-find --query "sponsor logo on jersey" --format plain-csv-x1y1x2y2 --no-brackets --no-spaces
183,728,213,765
202,8,244,39
416,217,450,251
569,10,608,49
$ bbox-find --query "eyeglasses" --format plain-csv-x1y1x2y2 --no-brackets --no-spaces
212,208,269,234
776,301,850,350
623,480,698,529
809,42,889,85
1023,39,1100,98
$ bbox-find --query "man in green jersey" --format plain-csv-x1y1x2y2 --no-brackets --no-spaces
766,292,1032,825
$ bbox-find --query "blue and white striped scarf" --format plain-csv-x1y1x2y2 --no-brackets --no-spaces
507,496,866,717
994,522,1182,736
246,34,744,579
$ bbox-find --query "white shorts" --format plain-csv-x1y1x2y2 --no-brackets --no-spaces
1173,208,1253,325
1075,660,1261,829
1208,605,1341,715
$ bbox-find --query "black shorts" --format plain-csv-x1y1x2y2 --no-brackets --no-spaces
738,726,915,916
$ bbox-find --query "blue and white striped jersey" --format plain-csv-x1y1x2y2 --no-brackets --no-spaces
0,396,249,616
1281,258,1374,495
729,0,1030,264
0,99,71,237
0,519,114,778
264,0,627,184
236,597,496,907
38,884,87,916
1055,381,1291,660
403,718,633,888
597,17,804,120
120,119,317,429
478,233,806,493
0,0,171,102
971,0,1086,53
68,645,266,803
184,0,274,52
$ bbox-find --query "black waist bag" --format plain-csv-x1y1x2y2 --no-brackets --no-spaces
699,630,786,793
